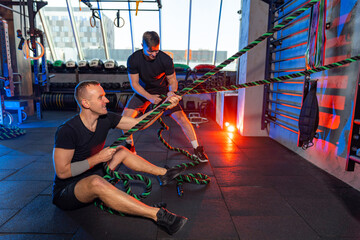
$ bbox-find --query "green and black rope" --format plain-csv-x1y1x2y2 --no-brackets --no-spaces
157,118,199,161
185,55,360,95
157,118,210,196
109,0,321,149
0,124,26,140
98,0,321,211
95,164,152,215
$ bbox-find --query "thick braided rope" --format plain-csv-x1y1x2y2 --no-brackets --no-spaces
104,164,152,200
95,164,152,215
0,125,26,140
157,118,200,161
157,118,210,196
185,55,360,95
109,0,320,149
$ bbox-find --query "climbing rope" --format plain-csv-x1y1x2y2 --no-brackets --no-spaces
0,124,26,140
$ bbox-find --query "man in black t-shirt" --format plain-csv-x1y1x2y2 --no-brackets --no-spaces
123,31,209,162
52,80,187,235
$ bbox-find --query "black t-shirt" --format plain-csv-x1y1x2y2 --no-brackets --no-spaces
53,112,122,189
127,49,175,94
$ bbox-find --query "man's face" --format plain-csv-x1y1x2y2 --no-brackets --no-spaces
83,84,109,115
143,42,160,60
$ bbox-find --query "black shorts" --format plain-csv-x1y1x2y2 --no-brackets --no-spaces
52,167,105,210
125,93,183,116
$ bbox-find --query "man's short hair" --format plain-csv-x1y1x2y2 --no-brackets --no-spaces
74,80,100,106
142,31,160,47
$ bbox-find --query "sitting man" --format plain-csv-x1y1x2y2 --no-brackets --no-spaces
52,80,187,235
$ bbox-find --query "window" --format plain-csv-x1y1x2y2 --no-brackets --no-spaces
54,37,61,43
188,0,219,68
216,0,241,70
129,1,159,50
161,1,190,64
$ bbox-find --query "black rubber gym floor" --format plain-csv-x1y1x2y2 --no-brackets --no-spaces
0,111,360,240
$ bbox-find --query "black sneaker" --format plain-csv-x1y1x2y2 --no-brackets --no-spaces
193,146,209,162
124,142,136,154
152,202,167,208
156,207,188,235
157,166,185,186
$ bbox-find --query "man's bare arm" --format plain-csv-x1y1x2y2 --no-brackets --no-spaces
116,95,182,131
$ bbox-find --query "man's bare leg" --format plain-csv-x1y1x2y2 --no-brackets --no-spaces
107,148,185,186
170,110,197,142
122,108,139,149
74,175,159,220
170,110,209,162
107,148,166,176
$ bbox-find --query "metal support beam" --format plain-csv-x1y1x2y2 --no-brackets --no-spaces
0,3,28,17
66,0,84,60
213,0,223,65
95,2,110,59
159,7,162,50
262,0,276,130
186,0,192,66
38,9,57,60
128,1,134,53
27,0,41,119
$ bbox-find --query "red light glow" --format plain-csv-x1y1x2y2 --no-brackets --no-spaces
227,125,235,132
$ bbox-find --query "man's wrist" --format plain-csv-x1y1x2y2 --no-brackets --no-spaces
70,159,90,177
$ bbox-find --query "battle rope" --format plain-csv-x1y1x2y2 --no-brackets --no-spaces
156,118,210,196
95,164,152,215
0,124,26,140
184,55,360,95
97,0,320,212
108,0,321,149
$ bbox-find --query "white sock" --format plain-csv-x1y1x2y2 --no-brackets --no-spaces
191,140,199,149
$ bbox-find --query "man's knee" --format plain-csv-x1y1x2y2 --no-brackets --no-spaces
86,175,109,193
113,147,130,161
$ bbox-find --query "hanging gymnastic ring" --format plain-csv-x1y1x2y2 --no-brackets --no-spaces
22,39,45,60
90,16,96,28
113,16,125,28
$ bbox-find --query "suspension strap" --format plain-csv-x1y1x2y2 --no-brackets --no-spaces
305,0,327,69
